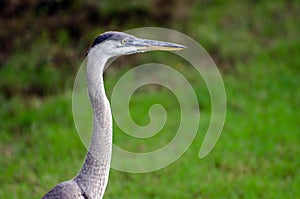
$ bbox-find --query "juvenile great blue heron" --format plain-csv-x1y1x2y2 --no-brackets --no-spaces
42,31,186,199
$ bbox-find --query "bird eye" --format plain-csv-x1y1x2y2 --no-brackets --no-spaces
121,39,127,45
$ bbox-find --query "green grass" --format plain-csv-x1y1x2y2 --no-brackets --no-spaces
1,59,299,198
1,1,300,198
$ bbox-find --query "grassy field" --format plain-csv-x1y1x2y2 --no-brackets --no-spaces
1,1,299,198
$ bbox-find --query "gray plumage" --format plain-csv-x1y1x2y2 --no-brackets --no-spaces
42,31,185,199
41,180,87,198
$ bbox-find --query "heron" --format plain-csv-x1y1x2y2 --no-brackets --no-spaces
42,31,186,199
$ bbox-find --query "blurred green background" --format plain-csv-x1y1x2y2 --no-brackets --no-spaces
0,0,299,198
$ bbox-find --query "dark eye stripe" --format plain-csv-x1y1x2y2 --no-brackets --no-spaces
91,33,114,47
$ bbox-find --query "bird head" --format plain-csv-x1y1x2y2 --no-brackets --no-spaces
87,31,186,58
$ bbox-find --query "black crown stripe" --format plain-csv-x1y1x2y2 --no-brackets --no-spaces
91,33,114,47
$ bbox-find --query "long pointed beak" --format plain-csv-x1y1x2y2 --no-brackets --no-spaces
131,38,186,52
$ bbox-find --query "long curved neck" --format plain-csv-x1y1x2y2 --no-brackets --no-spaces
75,52,113,199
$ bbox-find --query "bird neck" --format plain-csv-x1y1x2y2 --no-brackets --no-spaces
75,52,113,199
86,52,112,157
